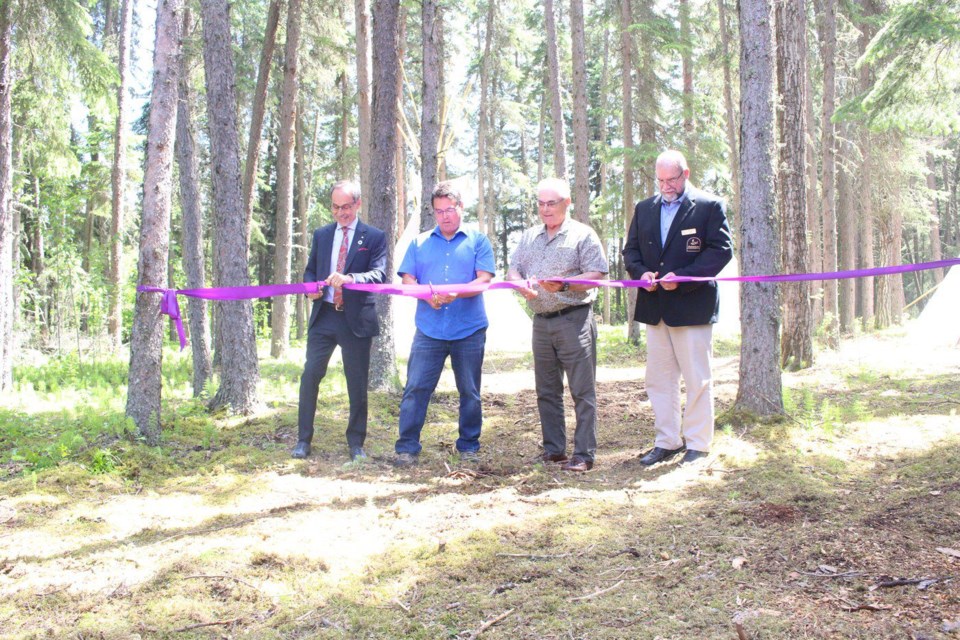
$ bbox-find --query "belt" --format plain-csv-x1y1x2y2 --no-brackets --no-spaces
535,304,589,320
321,301,344,312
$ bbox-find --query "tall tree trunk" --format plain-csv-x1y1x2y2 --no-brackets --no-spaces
717,0,740,220
294,108,309,339
680,0,695,165
927,152,944,284
856,1,875,329
126,0,182,443
368,0,400,391
818,0,839,347
420,0,442,232
804,63,822,325
777,0,813,369
734,0,783,417
201,0,260,413
270,0,303,359
355,0,373,219
108,0,133,350
838,136,857,333
544,0,567,178
175,8,211,397
620,0,639,342
599,0,612,324
241,0,282,246
570,0,589,224
537,87,546,185
477,0,495,239
0,0,13,389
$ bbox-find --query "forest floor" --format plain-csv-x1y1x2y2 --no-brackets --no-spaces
0,326,959,639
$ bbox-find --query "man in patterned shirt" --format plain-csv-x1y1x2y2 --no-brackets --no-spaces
507,178,609,472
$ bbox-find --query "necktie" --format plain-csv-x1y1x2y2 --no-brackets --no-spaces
334,226,349,308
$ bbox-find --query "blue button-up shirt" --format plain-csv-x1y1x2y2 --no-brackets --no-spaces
660,187,687,246
398,226,496,341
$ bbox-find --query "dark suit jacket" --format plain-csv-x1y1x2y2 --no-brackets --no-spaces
304,220,387,337
622,186,734,327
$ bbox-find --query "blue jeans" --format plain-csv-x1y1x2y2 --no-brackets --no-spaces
395,328,486,455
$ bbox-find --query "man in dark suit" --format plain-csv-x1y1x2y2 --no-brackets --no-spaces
294,180,387,461
622,150,734,468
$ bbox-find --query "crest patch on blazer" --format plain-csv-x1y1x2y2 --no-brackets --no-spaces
686,237,702,252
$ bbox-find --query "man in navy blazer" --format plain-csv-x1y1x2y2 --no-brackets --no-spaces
622,150,733,468
294,180,387,461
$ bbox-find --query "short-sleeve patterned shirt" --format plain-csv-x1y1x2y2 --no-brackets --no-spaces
509,216,609,315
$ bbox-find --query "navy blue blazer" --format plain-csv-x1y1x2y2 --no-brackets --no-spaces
622,187,734,326
304,220,387,338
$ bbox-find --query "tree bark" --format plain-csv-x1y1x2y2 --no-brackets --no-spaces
241,0,282,246
734,0,783,417
927,152,944,284
599,0,612,324
126,0,182,443
270,0,303,359
294,107,310,339
420,0,442,232
175,9,212,397
804,61,822,325
680,0,695,164
818,0,839,347
0,0,13,389
477,0,495,240
838,136,857,333
777,0,813,369
544,0,567,178
201,0,260,413
570,0,589,224
620,0,639,342
368,0,401,391
717,0,740,221
355,0,373,219
108,0,133,351
856,0,875,329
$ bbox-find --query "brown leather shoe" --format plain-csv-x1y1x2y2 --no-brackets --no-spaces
561,455,593,472
541,452,569,464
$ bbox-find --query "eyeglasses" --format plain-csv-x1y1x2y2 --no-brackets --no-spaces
537,200,562,209
331,201,356,213
434,206,459,217
656,172,685,187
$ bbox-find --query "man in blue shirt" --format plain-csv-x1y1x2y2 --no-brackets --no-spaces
394,181,496,466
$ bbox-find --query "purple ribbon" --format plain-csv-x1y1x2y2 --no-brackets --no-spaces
139,258,959,350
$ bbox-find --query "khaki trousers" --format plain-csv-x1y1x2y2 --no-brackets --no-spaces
644,321,715,452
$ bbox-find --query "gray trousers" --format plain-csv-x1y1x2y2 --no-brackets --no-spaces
532,305,598,462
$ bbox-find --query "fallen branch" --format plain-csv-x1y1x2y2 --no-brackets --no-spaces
735,622,749,640
174,616,243,632
463,608,515,639
798,570,866,579
183,574,261,592
496,552,572,560
569,579,624,602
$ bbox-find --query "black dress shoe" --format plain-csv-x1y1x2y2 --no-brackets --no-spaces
541,452,569,464
638,445,685,466
350,447,368,461
561,455,593,472
678,449,708,466
291,441,311,459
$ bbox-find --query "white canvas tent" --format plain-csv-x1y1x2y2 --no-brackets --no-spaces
391,213,532,356
910,262,960,348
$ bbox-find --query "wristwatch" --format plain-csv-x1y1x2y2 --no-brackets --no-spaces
560,282,570,292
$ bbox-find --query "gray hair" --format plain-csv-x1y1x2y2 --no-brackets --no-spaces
331,180,362,202
431,180,463,207
655,150,689,172
536,177,571,200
